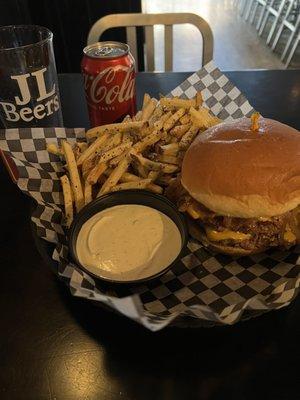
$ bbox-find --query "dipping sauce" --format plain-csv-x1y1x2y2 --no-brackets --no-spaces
76,204,182,281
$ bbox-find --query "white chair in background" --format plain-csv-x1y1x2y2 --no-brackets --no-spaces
258,0,287,43
87,13,214,72
238,0,248,16
250,0,270,30
234,0,299,67
244,0,255,20
271,1,300,54
239,0,273,33
284,28,299,66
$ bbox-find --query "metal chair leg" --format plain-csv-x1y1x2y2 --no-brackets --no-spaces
259,0,275,35
250,1,260,24
284,32,299,67
256,1,269,30
266,0,286,45
245,0,255,21
281,14,300,60
271,0,294,50
239,0,248,16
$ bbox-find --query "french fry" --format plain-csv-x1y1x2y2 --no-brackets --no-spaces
47,143,63,156
147,183,163,194
139,125,152,138
86,121,145,139
179,114,191,125
251,112,260,131
133,130,162,153
189,107,221,129
77,132,110,166
123,114,132,122
153,111,172,130
122,132,132,143
158,143,179,156
157,174,174,186
84,180,92,205
70,183,74,203
160,97,196,109
142,93,151,110
132,153,178,174
109,151,127,167
186,203,204,219
156,154,180,165
163,108,186,131
77,142,88,152
109,179,151,193
131,156,148,178
170,124,190,138
160,133,173,144
141,98,157,121
148,106,163,126
147,170,163,193
99,153,131,195
61,141,84,212
148,170,160,181
82,156,97,181
72,143,82,160
134,110,142,121
179,125,199,150
120,172,162,195
196,91,203,107
103,167,113,177
98,142,132,164
120,172,140,182
86,162,107,185
101,131,123,152
60,175,73,227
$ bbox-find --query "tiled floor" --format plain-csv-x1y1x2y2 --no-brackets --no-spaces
142,0,289,71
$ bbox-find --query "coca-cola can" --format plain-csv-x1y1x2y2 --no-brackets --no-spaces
81,41,136,127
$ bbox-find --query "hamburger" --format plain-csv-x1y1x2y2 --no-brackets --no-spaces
166,116,300,255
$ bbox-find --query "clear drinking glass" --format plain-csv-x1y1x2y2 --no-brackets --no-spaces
0,25,63,128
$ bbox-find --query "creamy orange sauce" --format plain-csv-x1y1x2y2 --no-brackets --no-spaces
76,204,182,281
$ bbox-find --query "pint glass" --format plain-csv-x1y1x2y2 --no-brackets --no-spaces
0,25,63,128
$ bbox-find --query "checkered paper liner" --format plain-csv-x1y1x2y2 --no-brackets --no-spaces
1,61,300,331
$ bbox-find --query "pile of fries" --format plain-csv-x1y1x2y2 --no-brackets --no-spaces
47,92,221,227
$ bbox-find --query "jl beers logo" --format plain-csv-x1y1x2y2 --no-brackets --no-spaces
0,67,60,122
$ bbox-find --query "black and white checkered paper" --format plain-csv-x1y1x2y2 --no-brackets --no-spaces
1,62,299,331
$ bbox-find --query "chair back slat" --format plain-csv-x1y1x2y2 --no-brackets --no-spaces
145,26,155,71
164,25,173,71
126,27,138,70
87,13,214,71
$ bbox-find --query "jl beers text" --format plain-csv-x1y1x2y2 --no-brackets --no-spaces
0,68,60,122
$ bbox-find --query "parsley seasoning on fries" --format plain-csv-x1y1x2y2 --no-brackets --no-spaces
47,91,222,227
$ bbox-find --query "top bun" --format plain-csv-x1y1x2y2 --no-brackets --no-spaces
181,117,300,218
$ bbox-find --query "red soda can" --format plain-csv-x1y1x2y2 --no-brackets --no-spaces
81,41,136,127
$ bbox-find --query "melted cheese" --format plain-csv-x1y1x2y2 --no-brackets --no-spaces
206,227,251,242
284,230,296,243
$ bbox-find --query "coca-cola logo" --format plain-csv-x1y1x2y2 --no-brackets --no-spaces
84,65,135,106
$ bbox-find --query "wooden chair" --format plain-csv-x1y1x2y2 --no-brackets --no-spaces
87,13,213,71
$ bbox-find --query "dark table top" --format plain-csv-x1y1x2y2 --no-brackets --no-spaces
1,70,300,400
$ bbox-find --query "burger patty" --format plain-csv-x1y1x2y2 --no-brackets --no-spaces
198,208,291,251
165,177,297,250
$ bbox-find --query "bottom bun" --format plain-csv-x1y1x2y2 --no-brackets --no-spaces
187,219,267,256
